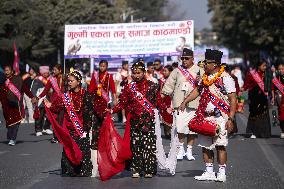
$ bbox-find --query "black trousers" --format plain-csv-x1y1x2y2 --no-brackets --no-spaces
7,124,20,140
280,121,284,133
35,107,51,132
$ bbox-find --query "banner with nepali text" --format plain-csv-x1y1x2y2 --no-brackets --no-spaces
64,20,194,59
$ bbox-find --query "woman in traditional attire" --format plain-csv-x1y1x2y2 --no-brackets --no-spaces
159,65,174,139
110,62,171,178
88,60,117,118
271,63,284,138
242,60,271,138
45,71,99,176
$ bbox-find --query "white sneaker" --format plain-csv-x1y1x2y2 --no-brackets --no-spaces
177,145,185,160
186,153,195,161
8,140,16,146
280,133,284,139
43,129,53,135
250,135,256,139
215,173,226,182
36,132,43,136
194,171,216,181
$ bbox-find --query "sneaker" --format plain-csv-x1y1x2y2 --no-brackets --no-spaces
144,174,153,178
215,173,226,182
43,129,53,135
51,138,59,143
177,145,185,160
8,140,16,146
280,133,284,139
132,173,140,178
186,154,195,161
194,171,216,181
36,132,43,136
250,135,256,139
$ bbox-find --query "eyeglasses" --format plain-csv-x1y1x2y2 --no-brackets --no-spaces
180,57,192,61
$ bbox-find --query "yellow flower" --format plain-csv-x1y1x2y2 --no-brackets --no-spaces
202,66,225,86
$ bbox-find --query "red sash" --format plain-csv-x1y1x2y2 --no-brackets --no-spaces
178,67,196,87
272,77,284,95
62,92,84,137
207,89,230,115
5,79,21,101
128,82,154,115
250,70,268,96
50,76,61,95
94,71,110,103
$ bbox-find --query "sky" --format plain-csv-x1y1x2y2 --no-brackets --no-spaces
166,0,212,31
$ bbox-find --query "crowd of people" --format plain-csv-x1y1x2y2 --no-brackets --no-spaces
0,47,283,182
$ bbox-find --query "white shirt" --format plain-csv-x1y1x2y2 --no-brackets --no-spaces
204,74,236,112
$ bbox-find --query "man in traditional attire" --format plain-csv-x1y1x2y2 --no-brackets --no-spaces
0,65,37,146
161,48,203,161
179,49,237,182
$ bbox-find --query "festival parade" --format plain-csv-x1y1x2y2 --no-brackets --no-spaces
0,0,283,189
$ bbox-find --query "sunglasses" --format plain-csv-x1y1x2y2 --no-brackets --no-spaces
181,57,192,61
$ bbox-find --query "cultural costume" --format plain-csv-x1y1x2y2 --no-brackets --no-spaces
188,49,236,182
0,73,35,145
272,73,284,137
88,70,116,118
162,48,204,160
243,68,271,138
112,62,170,177
47,73,100,177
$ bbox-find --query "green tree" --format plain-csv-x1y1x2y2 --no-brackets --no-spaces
208,0,284,66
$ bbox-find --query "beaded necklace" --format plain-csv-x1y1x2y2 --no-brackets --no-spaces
70,88,83,111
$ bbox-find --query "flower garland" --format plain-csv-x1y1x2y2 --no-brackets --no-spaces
202,65,225,86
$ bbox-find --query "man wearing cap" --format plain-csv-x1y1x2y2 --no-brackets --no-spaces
179,49,237,182
146,62,158,84
31,66,53,136
161,48,204,161
153,59,164,80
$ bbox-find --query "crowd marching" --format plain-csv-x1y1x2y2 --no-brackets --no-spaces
0,47,283,182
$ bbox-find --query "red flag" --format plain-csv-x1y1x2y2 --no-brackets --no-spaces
13,41,20,75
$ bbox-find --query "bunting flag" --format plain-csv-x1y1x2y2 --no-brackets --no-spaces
13,41,20,75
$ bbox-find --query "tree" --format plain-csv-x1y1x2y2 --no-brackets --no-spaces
208,0,284,66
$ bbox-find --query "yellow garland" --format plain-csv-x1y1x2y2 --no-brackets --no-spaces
97,84,102,96
202,66,225,86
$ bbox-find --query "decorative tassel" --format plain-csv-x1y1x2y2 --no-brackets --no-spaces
97,84,102,96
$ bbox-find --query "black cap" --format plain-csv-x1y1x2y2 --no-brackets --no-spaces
122,60,128,66
205,49,223,64
147,62,153,67
182,48,193,57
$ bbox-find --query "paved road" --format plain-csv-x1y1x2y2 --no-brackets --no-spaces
0,110,284,189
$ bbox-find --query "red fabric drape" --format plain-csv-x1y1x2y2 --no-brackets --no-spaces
45,105,82,165
98,113,132,181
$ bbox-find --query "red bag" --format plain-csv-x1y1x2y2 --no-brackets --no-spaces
189,117,219,137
